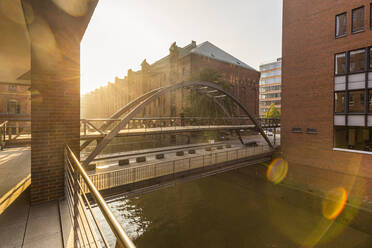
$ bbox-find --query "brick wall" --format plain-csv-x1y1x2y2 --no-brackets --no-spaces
190,53,260,118
282,0,372,202
27,0,97,204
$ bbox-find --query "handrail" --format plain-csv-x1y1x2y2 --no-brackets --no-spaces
0,120,8,128
65,145,136,248
81,117,280,121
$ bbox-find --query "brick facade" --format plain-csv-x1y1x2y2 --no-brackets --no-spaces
82,41,260,119
282,0,372,203
0,83,30,120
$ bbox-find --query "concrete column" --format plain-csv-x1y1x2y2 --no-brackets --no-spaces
23,0,97,204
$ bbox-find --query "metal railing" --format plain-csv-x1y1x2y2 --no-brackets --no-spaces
84,144,272,192
0,119,31,148
80,117,280,137
64,145,136,248
80,117,255,136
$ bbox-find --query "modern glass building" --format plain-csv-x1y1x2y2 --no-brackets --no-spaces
258,58,282,118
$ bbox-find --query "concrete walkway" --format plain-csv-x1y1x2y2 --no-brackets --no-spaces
0,189,68,248
0,147,67,248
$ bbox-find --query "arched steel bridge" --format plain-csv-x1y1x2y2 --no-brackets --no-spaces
81,81,275,166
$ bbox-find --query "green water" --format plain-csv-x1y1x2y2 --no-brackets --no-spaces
97,167,372,248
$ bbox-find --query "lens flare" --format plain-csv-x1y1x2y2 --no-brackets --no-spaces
266,158,288,184
322,187,348,220
52,0,90,17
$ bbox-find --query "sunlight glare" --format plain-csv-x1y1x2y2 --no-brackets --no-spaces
322,187,348,220
266,158,288,184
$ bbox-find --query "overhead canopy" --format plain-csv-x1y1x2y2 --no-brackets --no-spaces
0,0,30,86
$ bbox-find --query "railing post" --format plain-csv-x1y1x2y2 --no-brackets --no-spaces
8,126,11,141
173,160,176,179
84,120,87,136
132,168,136,183
4,123,6,142
0,125,3,150
16,122,19,135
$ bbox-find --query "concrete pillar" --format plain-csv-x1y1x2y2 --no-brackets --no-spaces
23,0,97,204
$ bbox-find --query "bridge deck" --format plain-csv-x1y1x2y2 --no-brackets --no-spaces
80,124,256,140
84,144,273,193
4,124,279,143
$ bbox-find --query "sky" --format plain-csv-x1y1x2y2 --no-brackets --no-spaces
81,0,283,94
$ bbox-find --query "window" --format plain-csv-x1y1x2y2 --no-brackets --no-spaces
335,92,345,112
8,84,17,91
336,13,347,37
335,53,347,75
370,48,372,69
369,90,372,112
352,6,364,33
349,49,365,73
7,100,20,114
348,90,364,112
335,127,372,151
334,126,348,149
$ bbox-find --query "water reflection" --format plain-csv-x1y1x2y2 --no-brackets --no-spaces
93,167,372,247
92,197,150,247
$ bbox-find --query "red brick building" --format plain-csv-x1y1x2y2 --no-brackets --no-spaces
82,41,260,119
282,0,372,203
0,70,31,133
0,83,30,120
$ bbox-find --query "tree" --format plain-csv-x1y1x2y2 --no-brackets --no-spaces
265,104,281,118
183,68,235,118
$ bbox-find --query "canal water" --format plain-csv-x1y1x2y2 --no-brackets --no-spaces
94,166,372,248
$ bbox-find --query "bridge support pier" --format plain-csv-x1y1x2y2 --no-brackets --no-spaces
24,0,97,204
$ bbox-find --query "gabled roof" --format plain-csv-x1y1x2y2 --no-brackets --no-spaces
149,41,256,72
17,70,30,80
190,41,256,71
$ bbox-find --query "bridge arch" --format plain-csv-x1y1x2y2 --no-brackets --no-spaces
83,81,273,166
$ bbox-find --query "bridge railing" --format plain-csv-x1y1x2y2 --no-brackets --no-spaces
256,118,280,128
83,144,271,192
80,117,262,136
64,145,136,248
0,119,31,146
